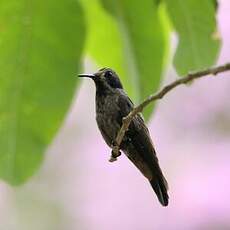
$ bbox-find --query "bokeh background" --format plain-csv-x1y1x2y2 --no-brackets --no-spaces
0,0,229,230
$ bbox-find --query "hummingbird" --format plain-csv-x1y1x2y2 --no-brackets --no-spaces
78,68,169,206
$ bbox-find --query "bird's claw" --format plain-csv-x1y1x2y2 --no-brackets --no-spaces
109,155,117,162
109,143,121,162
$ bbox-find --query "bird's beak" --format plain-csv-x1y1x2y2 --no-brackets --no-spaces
78,73,95,79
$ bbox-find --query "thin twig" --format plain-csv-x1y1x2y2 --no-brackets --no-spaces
109,63,230,162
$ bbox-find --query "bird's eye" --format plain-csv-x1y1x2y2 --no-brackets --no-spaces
104,71,113,78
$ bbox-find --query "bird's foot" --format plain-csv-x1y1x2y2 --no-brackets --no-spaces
109,155,118,162
109,142,121,162
109,150,121,162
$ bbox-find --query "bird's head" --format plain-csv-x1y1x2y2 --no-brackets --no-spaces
78,68,123,93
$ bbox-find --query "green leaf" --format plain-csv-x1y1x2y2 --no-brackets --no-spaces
0,0,85,185
79,0,133,96
213,0,219,10
165,0,221,75
154,0,162,5
92,0,170,120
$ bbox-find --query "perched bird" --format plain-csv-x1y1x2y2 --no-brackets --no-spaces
78,68,169,206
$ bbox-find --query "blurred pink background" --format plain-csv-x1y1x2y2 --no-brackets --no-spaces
0,0,230,229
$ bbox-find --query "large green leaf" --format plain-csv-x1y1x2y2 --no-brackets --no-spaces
79,0,133,97
0,0,85,185
91,0,170,120
165,0,221,75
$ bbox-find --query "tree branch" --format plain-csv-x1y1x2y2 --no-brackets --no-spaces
109,63,230,162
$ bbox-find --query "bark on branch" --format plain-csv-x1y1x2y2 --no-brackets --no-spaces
109,63,230,162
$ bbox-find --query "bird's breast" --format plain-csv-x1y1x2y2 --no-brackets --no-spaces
95,94,121,146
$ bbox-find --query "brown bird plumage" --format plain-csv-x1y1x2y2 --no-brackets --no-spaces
79,68,169,206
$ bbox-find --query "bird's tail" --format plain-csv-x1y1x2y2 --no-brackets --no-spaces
150,174,169,206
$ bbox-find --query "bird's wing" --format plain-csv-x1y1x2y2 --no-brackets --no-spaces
117,91,169,206
117,90,167,183
115,89,134,121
